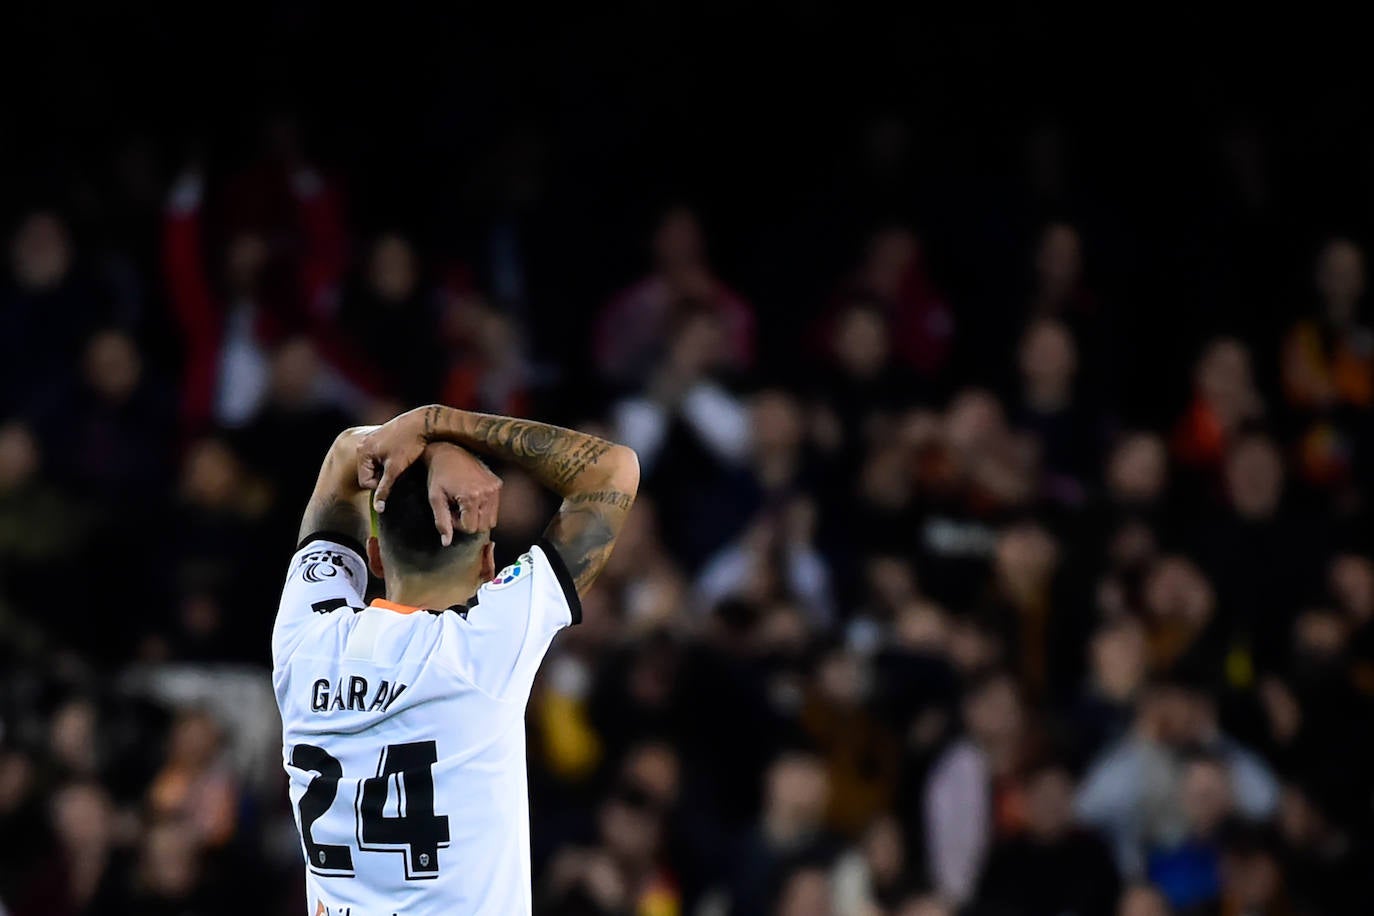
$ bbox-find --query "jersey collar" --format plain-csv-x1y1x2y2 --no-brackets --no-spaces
368,596,480,616
369,598,423,615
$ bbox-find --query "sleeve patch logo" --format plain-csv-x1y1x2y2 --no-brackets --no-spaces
487,553,533,589
297,549,358,585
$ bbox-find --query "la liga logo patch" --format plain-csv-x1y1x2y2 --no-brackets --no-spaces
487,553,533,589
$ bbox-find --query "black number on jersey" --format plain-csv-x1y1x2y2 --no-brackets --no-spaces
291,744,355,875
291,741,449,880
357,740,450,878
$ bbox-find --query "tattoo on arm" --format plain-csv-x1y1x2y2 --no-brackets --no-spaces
566,489,636,511
449,412,639,597
544,494,629,595
422,404,442,437
467,415,614,492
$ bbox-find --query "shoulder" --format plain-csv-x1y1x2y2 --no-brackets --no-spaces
291,531,368,578
472,541,581,626
929,739,985,786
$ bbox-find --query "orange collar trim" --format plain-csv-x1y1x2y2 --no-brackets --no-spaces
370,598,424,615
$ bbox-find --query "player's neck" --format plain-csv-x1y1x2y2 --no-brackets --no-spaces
386,572,483,611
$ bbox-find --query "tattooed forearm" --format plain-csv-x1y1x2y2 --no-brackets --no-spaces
545,501,620,593
422,404,442,437
463,414,616,493
566,489,635,511
422,407,640,598
298,429,376,545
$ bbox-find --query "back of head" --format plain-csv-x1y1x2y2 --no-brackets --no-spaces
377,458,486,577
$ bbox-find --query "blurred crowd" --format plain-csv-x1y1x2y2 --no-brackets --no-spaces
4,125,1374,916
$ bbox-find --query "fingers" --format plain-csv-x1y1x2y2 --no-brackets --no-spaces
428,488,455,547
357,456,379,491
480,483,501,532
456,498,480,536
372,462,399,513
451,487,499,538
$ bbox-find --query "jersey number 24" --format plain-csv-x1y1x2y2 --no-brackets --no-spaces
292,740,450,880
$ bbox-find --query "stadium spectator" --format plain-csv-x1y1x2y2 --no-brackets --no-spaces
336,233,445,404
595,206,755,387
1012,317,1099,499
923,670,1026,907
974,761,1120,916
1172,338,1265,473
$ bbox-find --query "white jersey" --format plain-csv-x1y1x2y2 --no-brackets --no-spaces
272,532,580,916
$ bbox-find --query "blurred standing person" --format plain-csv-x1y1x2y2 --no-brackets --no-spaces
235,337,355,544
106,819,230,916
922,671,1027,909
612,309,754,568
160,436,272,662
809,300,922,474
1076,676,1279,881
1258,607,1374,850
1011,317,1101,501
1029,222,1096,320
997,222,1111,403
1210,826,1295,916
1070,619,1151,765
799,648,900,836
336,233,446,405
1144,755,1234,912
829,815,912,915
1,211,125,418
1280,238,1374,492
146,710,239,850
436,292,534,418
595,206,754,387
0,421,93,633
812,226,955,385
671,603,800,832
0,750,44,903
974,761,1120,916
542,786,680,916
1138,557,1220,676
1192,434,1325,673
1087,433,1173,622
906,391,1038,611
21,330,172,661
696,496,835,628
1274,781,1371,916
28,329,174,500
162,162,377,431
1171,338,1265,475
3,782,122,916
977,523,1064,701
731,751,841,916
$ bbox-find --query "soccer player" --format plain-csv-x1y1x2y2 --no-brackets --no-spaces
272,406,639,916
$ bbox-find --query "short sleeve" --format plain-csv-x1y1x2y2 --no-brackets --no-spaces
272,532,369,665
435,540,580,701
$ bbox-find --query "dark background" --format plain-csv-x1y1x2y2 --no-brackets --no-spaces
7,3,1374,413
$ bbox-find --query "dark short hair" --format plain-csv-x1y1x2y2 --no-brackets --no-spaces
377,458,484,574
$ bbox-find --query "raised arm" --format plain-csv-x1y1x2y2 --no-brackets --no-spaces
299,427,377,547
359,407,639,596
302,425,502,547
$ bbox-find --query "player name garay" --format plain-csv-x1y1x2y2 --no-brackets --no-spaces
310,675,409,713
